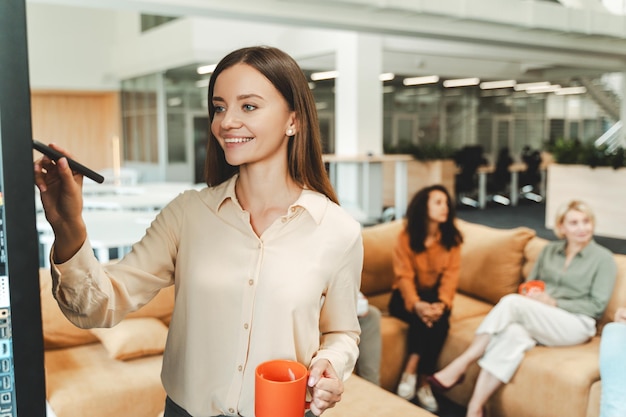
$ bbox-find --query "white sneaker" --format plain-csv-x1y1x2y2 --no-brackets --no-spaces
417,384,439,413
396,372,417,400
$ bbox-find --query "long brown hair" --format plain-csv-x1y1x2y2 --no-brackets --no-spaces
204,46,338,204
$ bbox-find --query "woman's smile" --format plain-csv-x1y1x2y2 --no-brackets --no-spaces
223,137,254,144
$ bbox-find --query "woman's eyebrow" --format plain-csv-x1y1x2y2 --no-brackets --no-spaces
211,94,263,102
238,93,263,100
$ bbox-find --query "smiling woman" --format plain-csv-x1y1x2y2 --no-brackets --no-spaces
34,45,364,417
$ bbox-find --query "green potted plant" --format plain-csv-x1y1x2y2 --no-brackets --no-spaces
384,141,457,161
546,138,625,169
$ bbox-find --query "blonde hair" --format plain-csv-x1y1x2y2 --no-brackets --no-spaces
554,200,595,239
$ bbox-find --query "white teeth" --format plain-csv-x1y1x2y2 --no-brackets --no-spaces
224,137,253,143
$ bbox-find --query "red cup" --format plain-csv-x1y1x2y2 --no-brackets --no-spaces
255,359,309,417
518,280,545,295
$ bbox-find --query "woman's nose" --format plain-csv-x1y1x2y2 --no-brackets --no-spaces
220,109,242,129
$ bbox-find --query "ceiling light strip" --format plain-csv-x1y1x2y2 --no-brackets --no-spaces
514,81,550,91
311,70,338,81
403,75,439,86
443,77,480,88
197,64,216,75
480,80,516,90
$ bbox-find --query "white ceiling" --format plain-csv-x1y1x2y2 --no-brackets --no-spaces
27,0,626,84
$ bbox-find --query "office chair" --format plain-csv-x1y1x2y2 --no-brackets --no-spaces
519,147,543,203
486,147,513,205
454,145,487,208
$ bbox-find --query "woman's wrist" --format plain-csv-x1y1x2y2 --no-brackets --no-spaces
413,301,421,314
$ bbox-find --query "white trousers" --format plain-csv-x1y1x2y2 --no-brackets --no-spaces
476,294,596,383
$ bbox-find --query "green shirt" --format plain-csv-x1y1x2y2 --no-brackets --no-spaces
528,240,617,319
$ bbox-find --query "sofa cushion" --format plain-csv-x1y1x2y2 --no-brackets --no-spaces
45,343,166,417
361,220,404,300
40,268,100,349
456,219,536,305
91,317,168,361
598,254,626,330
522,236,549,279
490,337,602,417
324,374,436,417
379,316,408,392
40,267,175,349
450,293,492,323
587,380,601,417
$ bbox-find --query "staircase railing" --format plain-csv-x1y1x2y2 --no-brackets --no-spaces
595,120,623,151
576,76,620,120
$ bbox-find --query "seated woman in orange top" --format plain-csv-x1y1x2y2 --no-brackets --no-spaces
388,184,463,413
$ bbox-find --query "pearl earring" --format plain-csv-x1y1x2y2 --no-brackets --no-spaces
287,129,294,136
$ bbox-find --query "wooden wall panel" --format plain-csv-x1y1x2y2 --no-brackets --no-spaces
30,91,120,171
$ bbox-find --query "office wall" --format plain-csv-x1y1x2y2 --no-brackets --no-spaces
31,91,120,171
26,3,121,91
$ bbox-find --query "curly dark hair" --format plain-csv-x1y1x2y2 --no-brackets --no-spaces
405,184,463,253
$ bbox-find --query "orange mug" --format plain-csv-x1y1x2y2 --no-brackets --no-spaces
518,280,545,295
255,359,309,417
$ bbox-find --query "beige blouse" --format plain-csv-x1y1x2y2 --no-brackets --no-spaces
50,175,363,417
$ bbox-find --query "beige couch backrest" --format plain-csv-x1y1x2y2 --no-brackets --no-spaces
455,219,536,305
360,220,404,312
601,256,626,329
360,219,536,310
360,219,625,324
39,268,175,349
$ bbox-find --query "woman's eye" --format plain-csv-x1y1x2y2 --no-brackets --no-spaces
243,104,256,111
213,105,225,113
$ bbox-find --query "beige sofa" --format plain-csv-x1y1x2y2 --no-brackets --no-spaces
360,218,626,417
40,269,434,417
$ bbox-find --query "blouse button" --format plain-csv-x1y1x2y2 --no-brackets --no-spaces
229,408,235,413
244,323,249,330
290,207,296,213
281,217,287,223
238,365,243,372
248,279,254,286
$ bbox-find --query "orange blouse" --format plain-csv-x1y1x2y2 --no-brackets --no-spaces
392,228,461,312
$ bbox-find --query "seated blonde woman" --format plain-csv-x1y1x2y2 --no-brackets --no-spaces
429,200,617,417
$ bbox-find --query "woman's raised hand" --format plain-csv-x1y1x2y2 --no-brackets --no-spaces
34,143,87,262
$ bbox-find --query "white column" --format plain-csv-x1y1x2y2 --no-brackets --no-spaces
335,33,383,156
334,33,384,221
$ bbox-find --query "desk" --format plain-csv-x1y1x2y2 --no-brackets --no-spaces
37,210,157,265
476,162,527,209
36,182,202,212
82,182,200,211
